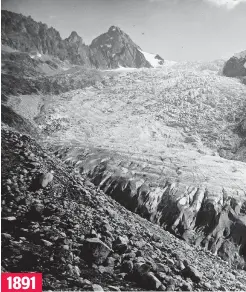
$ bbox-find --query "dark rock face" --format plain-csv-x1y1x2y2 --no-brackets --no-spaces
89,26,151,69
64,31,92,67
233,118,246,160
235,118,246,138
155,54,164,65
182,261,203,283
1,10,92,67
223,51,246,78
2,11,157,69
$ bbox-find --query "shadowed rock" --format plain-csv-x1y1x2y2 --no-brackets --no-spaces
81,238,111,264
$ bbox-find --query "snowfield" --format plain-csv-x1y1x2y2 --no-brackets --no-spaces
140,50,162,67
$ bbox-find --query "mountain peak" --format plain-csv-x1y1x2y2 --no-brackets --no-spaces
108,25,123,34
67,31,83,43
70,31,79,37
89,25,152,69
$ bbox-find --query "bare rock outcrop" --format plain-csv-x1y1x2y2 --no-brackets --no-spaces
223,50,246,78
1,10,92,67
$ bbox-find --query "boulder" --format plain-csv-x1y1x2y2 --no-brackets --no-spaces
39,172,54,188
41,239,53,247
182,262,202,283
108,286,120,291
92,284,104,291
105,257,115,267
81,238,111,264
134,262,152,276
156,263,170,274
114,235,129,245
121,260,133,273
113,243,128,254
144,272,162,290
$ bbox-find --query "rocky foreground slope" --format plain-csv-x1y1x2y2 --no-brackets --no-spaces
2,127,246,291
1,10,163,69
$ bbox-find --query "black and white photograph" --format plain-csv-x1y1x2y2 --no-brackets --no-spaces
1,0,246,291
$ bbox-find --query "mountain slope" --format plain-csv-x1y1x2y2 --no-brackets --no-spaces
1,47,104,99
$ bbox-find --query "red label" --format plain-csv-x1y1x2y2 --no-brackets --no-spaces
1,273,42,292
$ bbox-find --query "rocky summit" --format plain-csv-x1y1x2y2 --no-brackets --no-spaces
1,8,246,292
90,26,152,69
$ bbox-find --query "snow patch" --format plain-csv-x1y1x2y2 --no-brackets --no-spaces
163,60,177,66
114,65,138,71
104,65,138,72
178,197,187,206
139,50,163,67
234,50,246,59
30,52,42,59
140,50,177,68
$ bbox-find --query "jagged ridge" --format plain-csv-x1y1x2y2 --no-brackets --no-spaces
1,10,160,69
